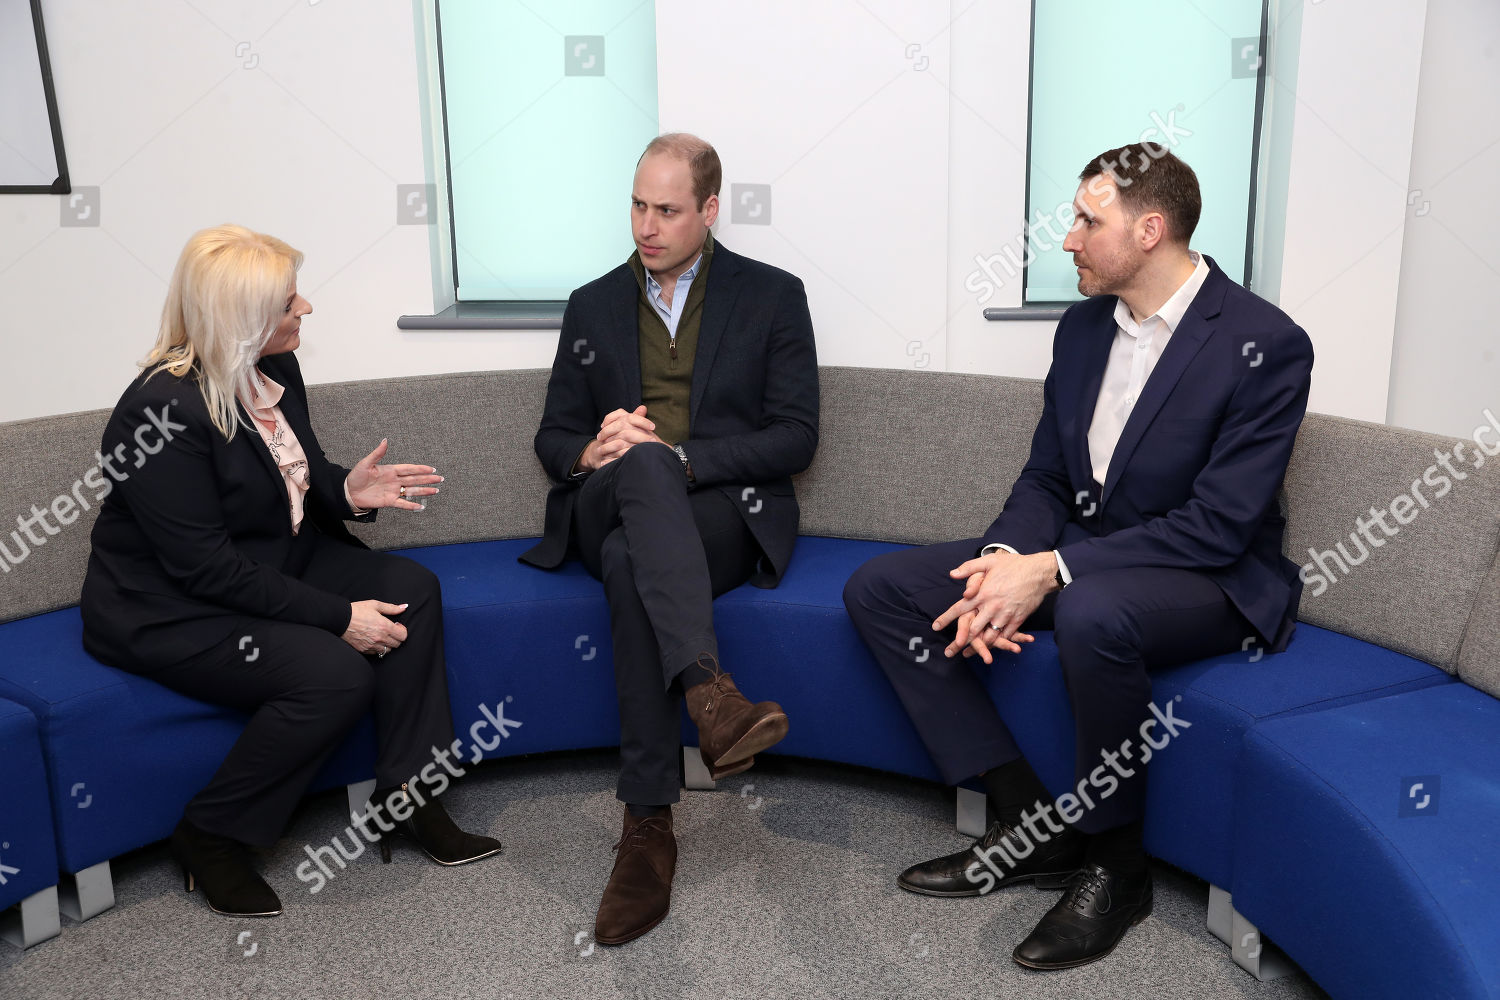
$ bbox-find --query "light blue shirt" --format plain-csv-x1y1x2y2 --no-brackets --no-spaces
645,253,704,338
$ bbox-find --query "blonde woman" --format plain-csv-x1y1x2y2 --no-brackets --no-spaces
80,225,500,918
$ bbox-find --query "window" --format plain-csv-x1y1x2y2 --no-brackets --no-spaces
436,0,658,302
1022,0,1267,304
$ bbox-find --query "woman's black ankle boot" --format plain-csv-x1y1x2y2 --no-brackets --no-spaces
170,817,282,917
369,782,502,866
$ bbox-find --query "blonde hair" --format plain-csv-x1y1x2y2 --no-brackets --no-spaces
144,224,303,439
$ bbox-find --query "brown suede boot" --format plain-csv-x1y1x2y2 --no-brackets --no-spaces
702,748,754,781
594,806,676,946
683,654,790,769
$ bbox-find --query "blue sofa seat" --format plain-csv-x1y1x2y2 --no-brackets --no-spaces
0,698,58,915
397,535,941,774
873,623,1450,887
705,536,932,774
1231,682,1500,1000
719,537,1450,890
0,533,1467,941
395,538,623,760
718,537,1451,889
0,609,377,874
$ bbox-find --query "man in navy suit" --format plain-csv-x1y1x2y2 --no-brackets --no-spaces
844,143,1313,969
522,133,819,945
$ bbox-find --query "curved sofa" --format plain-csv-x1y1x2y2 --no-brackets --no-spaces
0,367,1497,999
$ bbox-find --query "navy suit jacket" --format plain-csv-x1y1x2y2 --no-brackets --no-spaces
980,256,1314,651
521,239,819,587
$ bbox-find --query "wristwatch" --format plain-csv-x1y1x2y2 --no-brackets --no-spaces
672,444,694,483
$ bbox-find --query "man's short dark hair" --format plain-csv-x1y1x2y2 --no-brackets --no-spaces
1079,143,1201,245
639,133,722,210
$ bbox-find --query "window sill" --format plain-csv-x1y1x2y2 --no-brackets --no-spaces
397,301,565,330
982,306,1070,321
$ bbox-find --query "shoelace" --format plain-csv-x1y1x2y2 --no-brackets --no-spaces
695,651,731,712
1061,866,1113,916
613,816,672,855
979,821,1015,849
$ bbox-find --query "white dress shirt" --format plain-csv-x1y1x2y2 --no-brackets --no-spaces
1086,250,1209,488
985,250,1210,586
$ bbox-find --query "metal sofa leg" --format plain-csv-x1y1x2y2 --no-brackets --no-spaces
1208,884,1234,943
0,886,61,948
956,785,988,837
347,779,379,836
1230,907,1298,981
58,861,114,921
682,746,716,790
1210,884,1298,981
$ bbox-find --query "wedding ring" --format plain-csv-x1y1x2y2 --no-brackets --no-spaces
398,485,407,500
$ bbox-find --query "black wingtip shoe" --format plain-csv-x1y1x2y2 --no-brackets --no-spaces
1012,863,1153,970
897,821,1086,897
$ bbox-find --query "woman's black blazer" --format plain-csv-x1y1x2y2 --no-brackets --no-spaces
80,351,373,671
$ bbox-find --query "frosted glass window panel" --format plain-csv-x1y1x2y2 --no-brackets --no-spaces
440,0,659,301
0,0,69,192
1025,0,1265,303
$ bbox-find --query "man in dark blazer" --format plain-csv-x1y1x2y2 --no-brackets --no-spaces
844,143,1313,969
521,133,818,945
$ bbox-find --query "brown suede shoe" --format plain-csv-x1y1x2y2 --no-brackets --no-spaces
594,806,676,946
683,654,790,769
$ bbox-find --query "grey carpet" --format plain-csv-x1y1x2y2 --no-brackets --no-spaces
0,752,1329,1000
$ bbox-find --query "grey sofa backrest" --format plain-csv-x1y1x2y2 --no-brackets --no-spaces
0,408,111,623
793,367,1041,545
1283,412,1500,672
800,368,1500,678
3,366,1497,698
1459,558,1500,697
312,369,553,549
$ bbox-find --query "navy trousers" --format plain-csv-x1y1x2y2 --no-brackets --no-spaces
843,538,1250,833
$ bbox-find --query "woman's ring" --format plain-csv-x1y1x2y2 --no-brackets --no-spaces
376,647,387,658
398,485,407,500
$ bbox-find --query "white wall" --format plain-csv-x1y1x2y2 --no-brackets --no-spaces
1387,0,1500,439
0,0,556,425
943,0,1056,379
1271,0,1428,423
658,0,953,372
0,0,1487,432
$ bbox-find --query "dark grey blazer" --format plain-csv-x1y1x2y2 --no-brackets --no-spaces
521,239,819,587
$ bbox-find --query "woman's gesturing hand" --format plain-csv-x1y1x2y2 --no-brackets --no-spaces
342,599,409,657
346,439,443,511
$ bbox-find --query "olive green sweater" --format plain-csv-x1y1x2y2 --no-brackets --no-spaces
626,231,715,446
